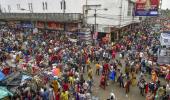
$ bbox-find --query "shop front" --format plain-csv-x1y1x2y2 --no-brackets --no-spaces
97,32,110,44
21,21,34,28
110,27,119,42
7,21,21,29
35,21,46,33
20,21,34,36
36,21,45,29
66,23,78,32
47,22,64,31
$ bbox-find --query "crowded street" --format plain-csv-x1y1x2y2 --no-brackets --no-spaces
0,16,170,100
0,0,170,100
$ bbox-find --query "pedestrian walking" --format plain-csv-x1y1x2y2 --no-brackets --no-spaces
138,77,146,96
95,62,100,75
100,74,106,89
118,73,124,88
124,77,131,96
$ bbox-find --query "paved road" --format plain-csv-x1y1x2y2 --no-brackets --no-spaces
82,54,167,100
82,63,145,100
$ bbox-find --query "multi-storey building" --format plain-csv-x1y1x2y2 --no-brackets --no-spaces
0,0,139,32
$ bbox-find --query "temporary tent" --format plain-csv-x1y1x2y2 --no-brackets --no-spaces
0,87,13,99
160,33,170,46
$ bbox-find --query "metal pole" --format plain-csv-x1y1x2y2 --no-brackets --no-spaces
159,0,162,17
94,9,97,32
62,0,66,32
119,0,123,28
30,10,33,32
85,0,88,27
44,9,47,30
118,0,123,40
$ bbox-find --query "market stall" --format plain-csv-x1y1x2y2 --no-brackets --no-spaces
158,32,170,64
160,32,170,46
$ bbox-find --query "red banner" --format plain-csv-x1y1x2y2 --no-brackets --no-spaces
47,22,64,30
36,21,45,28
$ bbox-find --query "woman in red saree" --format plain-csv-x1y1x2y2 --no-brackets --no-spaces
100,74,106,89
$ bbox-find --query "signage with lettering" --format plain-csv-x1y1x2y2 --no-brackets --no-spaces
135,0,159,16
47,22,64,30
36,21,45,28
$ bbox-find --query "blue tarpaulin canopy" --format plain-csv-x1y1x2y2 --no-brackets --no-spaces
0,86,13,99
0,71,5,81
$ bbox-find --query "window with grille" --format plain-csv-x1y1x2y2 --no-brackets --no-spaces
8,5,11,12
42,2,48,10
127,1,133,16
17,4,20,10
28,3,33,12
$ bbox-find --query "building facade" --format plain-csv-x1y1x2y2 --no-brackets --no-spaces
0,0,139,32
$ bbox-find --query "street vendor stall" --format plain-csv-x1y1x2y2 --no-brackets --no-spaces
0,71,5,81
158,32,170,64
160,32,170,46
0,86,13,99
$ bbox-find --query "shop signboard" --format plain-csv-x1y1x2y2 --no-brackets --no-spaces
36,21,45,28
21,21,33,28
47,22,64,30
135,0,159,16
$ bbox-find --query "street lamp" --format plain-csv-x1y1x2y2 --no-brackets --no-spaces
87,8,108,32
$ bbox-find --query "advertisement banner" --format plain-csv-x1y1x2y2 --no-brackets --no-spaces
47,22,64,30
135,0,159,16
36,21,45,28
21,21,33,28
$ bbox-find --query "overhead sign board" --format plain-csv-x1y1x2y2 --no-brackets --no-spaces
135,0,159,16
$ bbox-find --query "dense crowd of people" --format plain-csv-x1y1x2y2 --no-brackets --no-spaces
0,18,170,100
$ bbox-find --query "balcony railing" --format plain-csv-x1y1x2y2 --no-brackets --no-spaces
0,13,82,22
